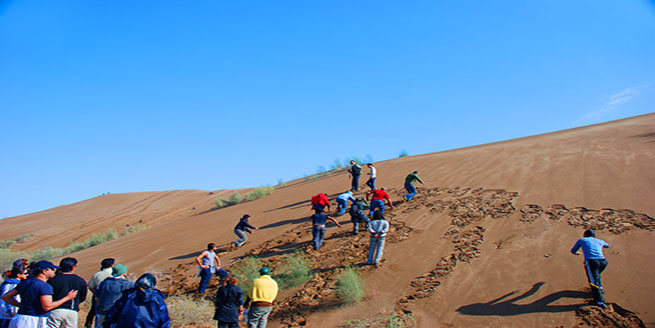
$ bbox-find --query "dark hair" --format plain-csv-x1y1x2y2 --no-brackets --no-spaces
207,243,216,250
100,258,115,269
242,214,251,219
372,210,385,221
413,170,418,174
9,266,26,278
135,273,157,289
59,257,77,273
584,229,595,237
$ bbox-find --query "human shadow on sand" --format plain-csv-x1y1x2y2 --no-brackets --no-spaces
263,192,343,213
456,282,588,316
168,251,203,260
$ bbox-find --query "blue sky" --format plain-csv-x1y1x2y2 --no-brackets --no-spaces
2,0,654,218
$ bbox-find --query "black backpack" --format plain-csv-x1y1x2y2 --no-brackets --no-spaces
351,164,362,175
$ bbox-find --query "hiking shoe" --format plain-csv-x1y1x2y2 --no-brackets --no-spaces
596,302,607,309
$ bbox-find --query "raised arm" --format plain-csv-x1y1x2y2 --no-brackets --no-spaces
40,290,78,312
327,216,342,228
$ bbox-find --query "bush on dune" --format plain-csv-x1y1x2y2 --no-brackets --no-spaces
274,252,312,289
336,267,365,304
167,295,214,328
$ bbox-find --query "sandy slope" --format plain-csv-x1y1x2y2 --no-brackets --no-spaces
1,113,654,327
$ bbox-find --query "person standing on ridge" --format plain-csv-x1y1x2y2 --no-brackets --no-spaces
348,160,362,191
244,267,278,328
335,191,355,216
310,193,330,214
366,187,394,217
403,171,424,201
233,215,258,248
365,163,377,190
196,243,221,294
46,257,88,328
367,210,390,266
349,197,369,235
571,229,610,308
1,261,78,328
311,209,342,250
85,258,114,328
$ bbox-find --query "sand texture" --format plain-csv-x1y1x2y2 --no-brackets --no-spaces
1,114,654,327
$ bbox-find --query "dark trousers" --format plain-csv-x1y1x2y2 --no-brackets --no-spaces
366,177,376,190
198,267,213,293
84,297,97,327
584,259,608,303
351,174,360,190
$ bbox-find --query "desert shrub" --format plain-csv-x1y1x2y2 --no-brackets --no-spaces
245,191,257,201
398,150,409,157
228,191,243,205
0,234,33,249
167,295,214,328
330,159,343,171
274,252,312,289
336,267,365,304
215,197,228,209
276,179,287,188
342,311,414,328
232,256,263,293
30,247,66,262
254,186,274,198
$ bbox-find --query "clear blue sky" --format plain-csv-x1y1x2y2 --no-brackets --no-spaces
2,0,654,218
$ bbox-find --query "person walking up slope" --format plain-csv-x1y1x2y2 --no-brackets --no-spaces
311,209,342,250
365,163,377,190
367,210,390,266
310,193,330,214
366,187,394,217
233,215,258,248
335,191,355,216
403,171,424,201
571,229,610,308
348,160,362,191
349,197,369,234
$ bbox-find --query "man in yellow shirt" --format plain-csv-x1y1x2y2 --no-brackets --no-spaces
244,267,278,328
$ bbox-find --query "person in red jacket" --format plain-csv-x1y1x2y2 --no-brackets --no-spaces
365,187,394,217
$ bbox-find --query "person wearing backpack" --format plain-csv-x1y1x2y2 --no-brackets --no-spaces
349,197,369,234
310,193,330,214
348,160,362,191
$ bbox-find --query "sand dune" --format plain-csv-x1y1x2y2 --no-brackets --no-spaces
1,114,653,327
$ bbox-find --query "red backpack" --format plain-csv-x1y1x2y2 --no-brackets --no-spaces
311,193,329,206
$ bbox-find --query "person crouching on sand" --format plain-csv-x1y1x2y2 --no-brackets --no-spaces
571,229,610,308
311,208,342,250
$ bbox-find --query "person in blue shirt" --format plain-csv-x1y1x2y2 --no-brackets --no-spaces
233,215,258,248
335,191,355,216
571,229,610,308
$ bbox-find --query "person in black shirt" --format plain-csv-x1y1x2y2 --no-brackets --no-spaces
233,215,258,248
46,257,87,328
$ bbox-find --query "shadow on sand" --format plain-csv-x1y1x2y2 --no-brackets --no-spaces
456,282,588,316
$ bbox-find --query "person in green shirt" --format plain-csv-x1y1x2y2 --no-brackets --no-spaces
403,171,424,201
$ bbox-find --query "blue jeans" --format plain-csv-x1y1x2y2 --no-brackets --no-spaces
351,174,360,190
367,236,386,264
312,225,326,249
336,199,347,215
404,183,417,200
369,200,385,217
247,306,273,328
198,267,213,293
366,177,376,190
351,214,369,234
234,228,248,247
0,319,10,328
585,259,608,303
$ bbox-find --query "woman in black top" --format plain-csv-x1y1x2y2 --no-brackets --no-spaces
213,275,243,328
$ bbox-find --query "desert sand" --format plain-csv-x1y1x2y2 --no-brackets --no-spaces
1,113,654,327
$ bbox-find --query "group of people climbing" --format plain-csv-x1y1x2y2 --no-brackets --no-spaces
0,257,169,328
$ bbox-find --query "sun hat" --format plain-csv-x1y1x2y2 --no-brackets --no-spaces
259,267,271,275
112,264,129,277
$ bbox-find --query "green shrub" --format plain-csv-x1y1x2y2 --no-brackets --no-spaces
336,267,365,304
30,247,66,262
245,191,257,201
232,256,263,293
167,295,214,327
342,311,415,328
274,252,312,289
228,191,242,204
0,248,29,273
0,234,33,249
254,186,273,198
215,197,227,208
276,179,287,188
